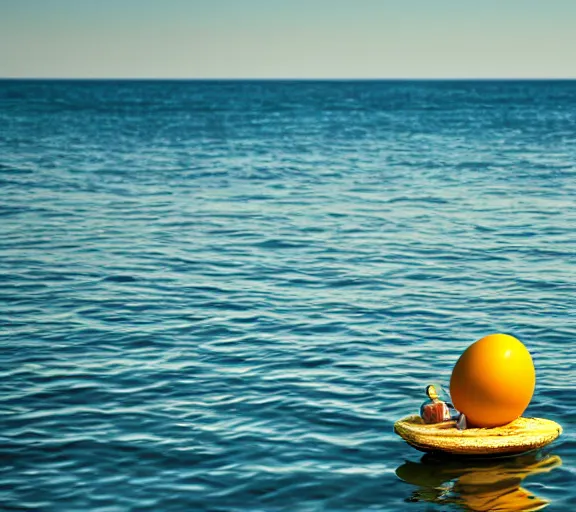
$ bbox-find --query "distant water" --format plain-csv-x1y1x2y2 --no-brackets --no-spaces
1,80,575,511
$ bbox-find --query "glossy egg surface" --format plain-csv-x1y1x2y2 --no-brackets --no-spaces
450,334,535,428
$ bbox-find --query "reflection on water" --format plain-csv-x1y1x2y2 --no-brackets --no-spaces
396,452,561,512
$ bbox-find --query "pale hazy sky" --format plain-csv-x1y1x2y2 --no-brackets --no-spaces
1,0,575,78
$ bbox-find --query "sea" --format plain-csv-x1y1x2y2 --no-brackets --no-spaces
1,80,575,511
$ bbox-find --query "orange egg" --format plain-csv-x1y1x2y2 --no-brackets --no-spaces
450,334,535,428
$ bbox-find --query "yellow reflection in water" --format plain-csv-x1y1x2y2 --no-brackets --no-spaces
396,452,561,512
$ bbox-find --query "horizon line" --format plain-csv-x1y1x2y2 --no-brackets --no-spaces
2,77,576,82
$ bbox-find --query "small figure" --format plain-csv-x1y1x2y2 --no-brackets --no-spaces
420,384,467,429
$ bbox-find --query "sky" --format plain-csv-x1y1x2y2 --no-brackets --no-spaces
1,0,575,79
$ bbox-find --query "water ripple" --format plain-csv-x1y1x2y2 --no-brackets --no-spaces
1,80,575,511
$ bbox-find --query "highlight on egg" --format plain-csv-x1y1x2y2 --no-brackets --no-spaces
449,333,536,428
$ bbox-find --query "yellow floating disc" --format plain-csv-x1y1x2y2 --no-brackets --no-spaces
394,415,562,456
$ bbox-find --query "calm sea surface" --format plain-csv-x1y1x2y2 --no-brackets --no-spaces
1,80,575,511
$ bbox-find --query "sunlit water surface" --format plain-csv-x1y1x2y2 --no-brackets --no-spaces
1,80,575,511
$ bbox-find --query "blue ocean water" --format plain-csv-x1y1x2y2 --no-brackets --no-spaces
1,80,575,511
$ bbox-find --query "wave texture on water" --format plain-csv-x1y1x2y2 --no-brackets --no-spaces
1,80,575,511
